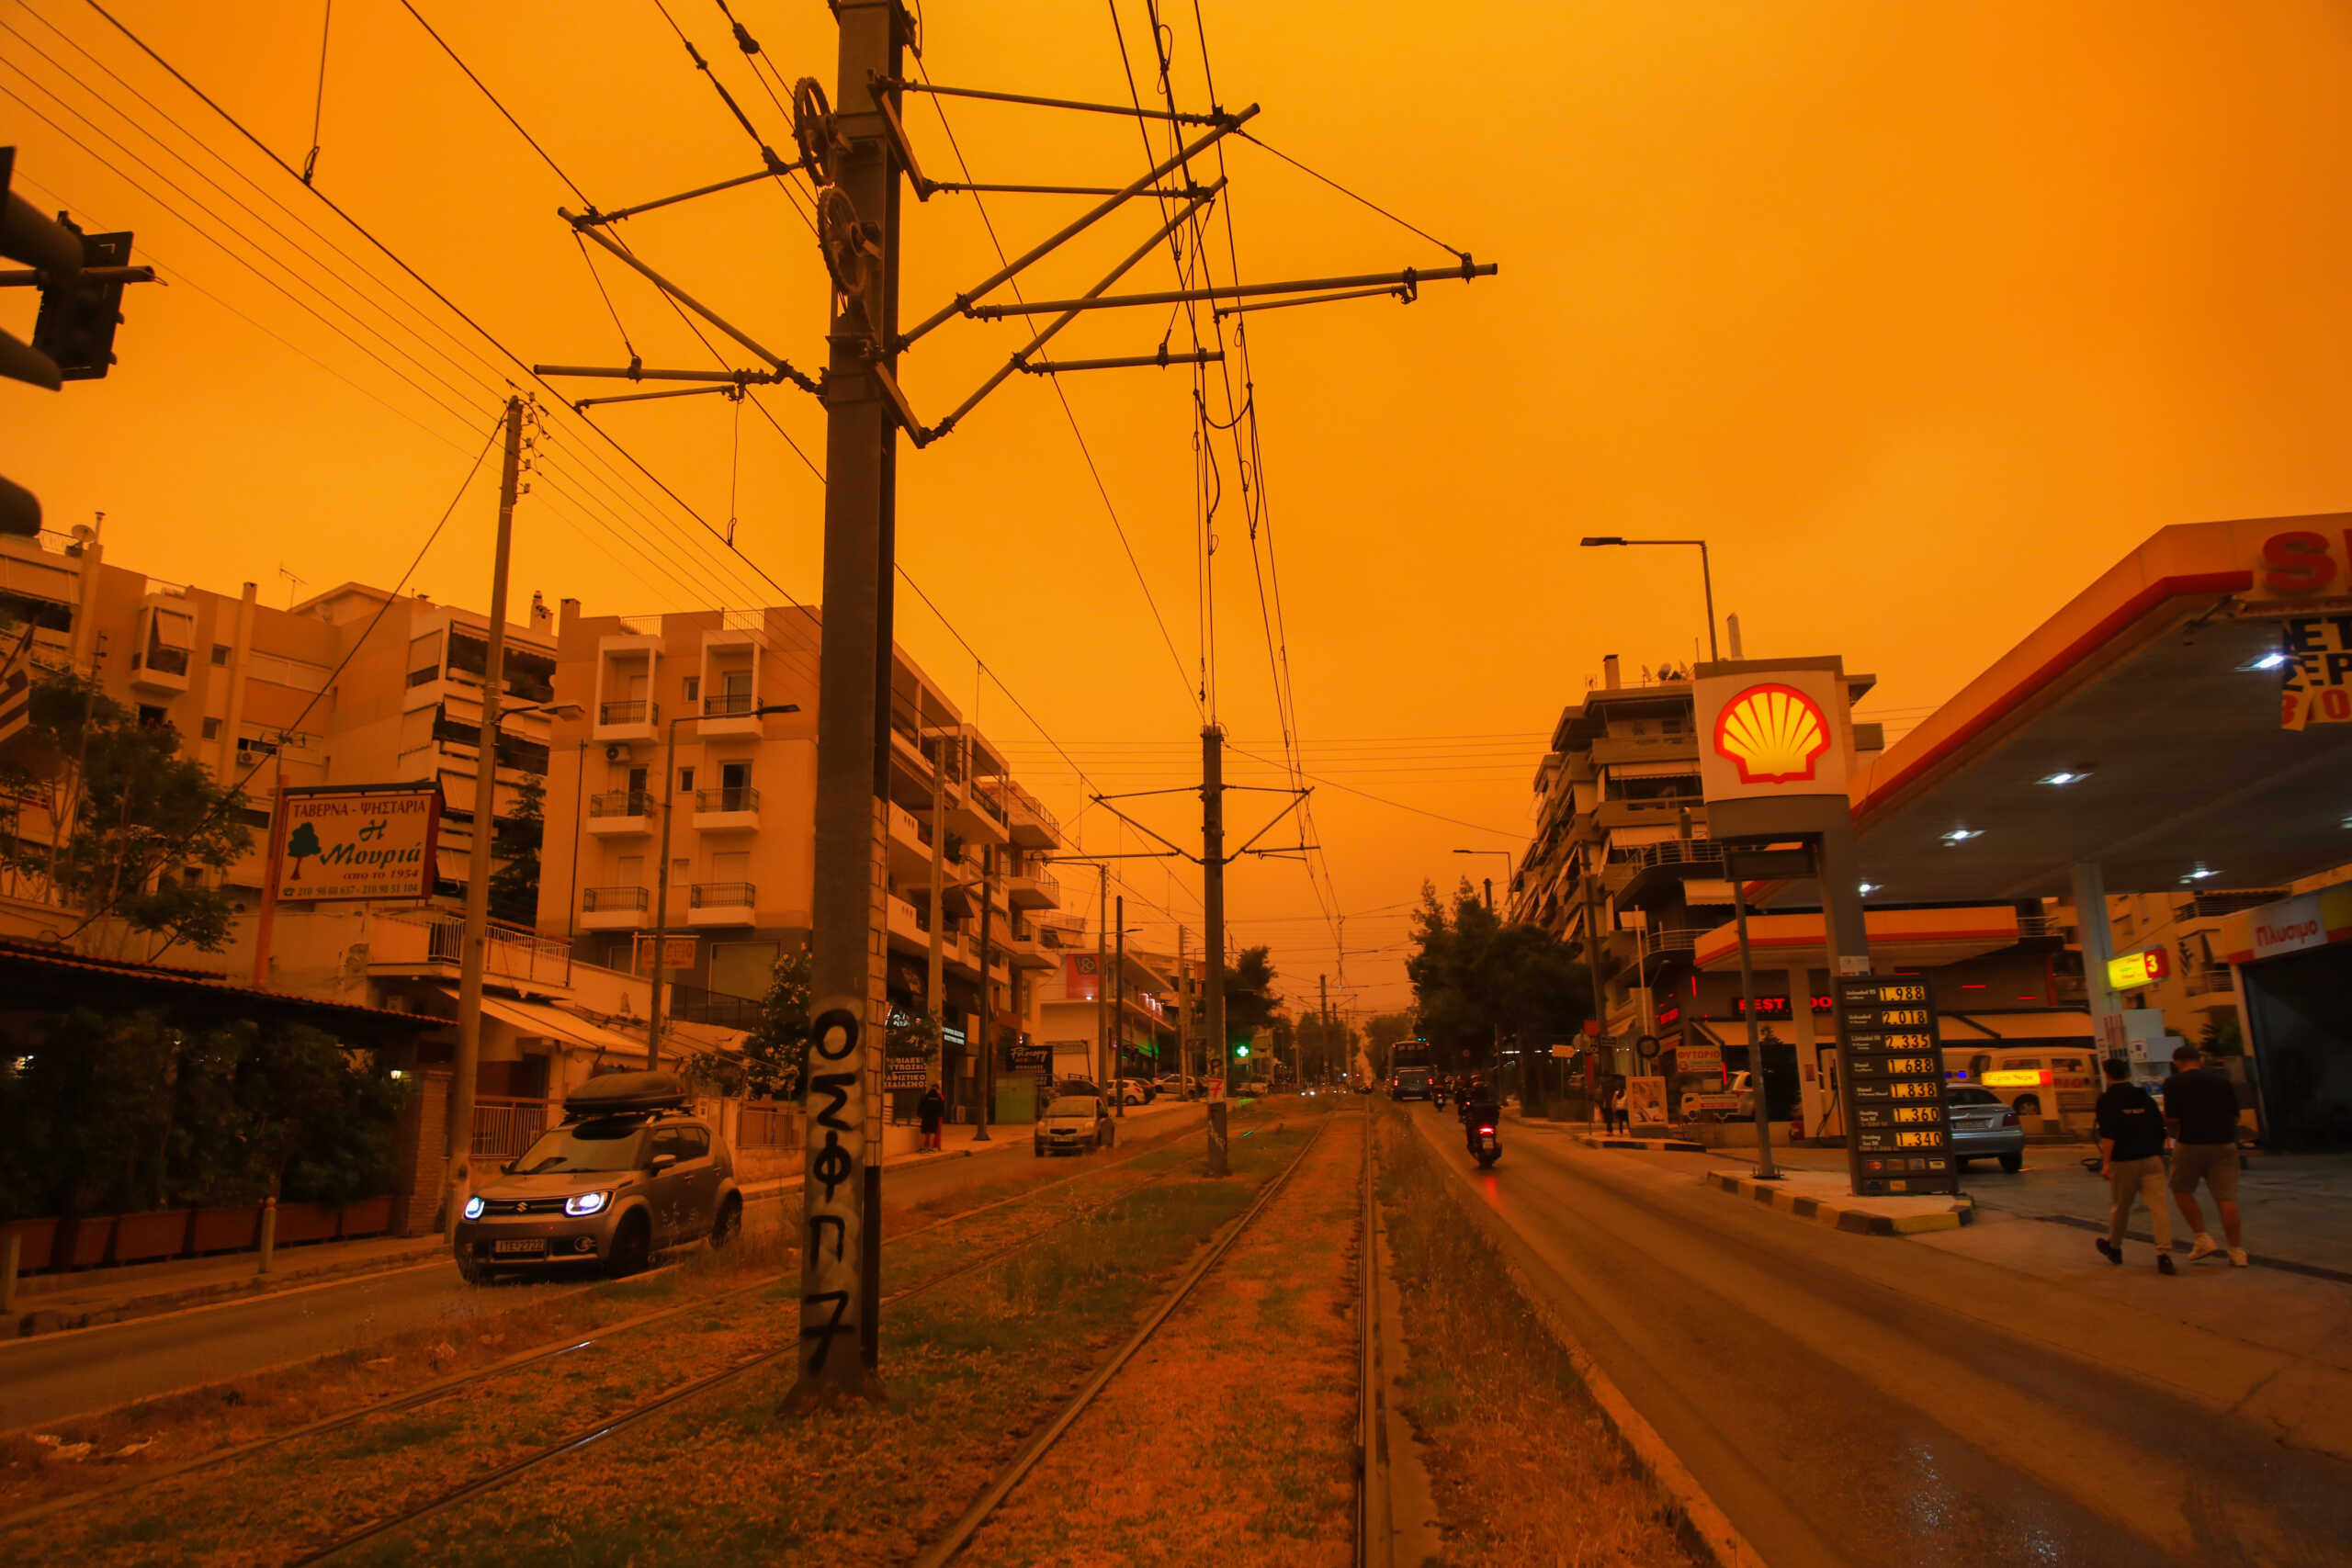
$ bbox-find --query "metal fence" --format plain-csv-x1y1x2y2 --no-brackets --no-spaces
472,1097,553,1159
738,1102,799,1148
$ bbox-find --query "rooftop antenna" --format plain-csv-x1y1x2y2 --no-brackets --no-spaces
277,563,306,607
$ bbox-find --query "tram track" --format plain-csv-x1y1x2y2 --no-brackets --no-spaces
906,1108,1369,1568
0,1129,1187,1539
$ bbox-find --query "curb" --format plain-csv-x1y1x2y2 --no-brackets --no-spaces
1702,1169,1974,1235
1406,1117,1767,1568
1578,1134,1708,1155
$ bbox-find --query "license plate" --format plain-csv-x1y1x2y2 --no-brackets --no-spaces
1480,1135,1498,1150
492,1238,547,1256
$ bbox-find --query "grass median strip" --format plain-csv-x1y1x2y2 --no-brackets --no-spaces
1376,1111,1699,1567
2,1107,1302,1568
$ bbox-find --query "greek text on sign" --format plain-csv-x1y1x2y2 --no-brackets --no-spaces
1677,1043,1724,1076
2278,615,2352,729
275,784,440,902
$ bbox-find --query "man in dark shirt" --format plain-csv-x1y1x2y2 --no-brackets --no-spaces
2163,1043,2247,1267
2093,1055,2174,1274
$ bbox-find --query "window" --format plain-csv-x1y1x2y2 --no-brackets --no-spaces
678,766,695,795
201,716,222,739
712,850,750,882
677,1126,709,1159
683,675,700,703
616,853,646,885
626,765,648,795
210,643,232,666
138,704,169,728
672,857,689,886
721,668,752,700
720,760,751,791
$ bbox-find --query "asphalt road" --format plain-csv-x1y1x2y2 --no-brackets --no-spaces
1400,1103,2352,1568
1,1102,1204,1434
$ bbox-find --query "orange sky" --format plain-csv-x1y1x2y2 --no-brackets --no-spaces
8,1,2352,1014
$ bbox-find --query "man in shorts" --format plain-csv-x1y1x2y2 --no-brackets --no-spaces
2163,1043,2247,1267
2093,1055,2174,1273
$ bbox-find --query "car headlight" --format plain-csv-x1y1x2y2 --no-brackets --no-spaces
463,1194,485,1221
565,1190,610,1217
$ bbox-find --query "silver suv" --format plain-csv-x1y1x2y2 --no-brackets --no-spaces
455,1074,741,1281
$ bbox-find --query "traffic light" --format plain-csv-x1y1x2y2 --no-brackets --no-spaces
1,148,152,536
1232,1042,1250,1059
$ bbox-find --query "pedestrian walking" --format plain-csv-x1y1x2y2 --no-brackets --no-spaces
918,1082,946,1153
1608,1079,1628,1134
2093,1056,2174,1274
2162,1043,2248,1268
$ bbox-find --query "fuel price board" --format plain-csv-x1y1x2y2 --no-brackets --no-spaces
1835,977,1958,1196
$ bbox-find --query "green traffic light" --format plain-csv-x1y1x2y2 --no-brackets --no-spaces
1233,1043,1250,1058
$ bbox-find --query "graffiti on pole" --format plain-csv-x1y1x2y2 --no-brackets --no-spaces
798,999,865,1375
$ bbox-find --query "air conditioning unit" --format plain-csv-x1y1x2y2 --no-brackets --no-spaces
605,742,629,762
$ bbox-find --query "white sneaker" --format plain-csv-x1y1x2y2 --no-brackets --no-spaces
2228,1247,2249,1268
2188,1234,2219,1262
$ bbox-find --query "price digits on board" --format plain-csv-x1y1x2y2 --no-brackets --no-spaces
1837,977,1957,1195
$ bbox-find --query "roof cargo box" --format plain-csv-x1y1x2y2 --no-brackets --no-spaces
564,1069,689,1120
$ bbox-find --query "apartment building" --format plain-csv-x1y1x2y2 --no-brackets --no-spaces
0,526,558,994
1024,912,1180,1087
536,599,1067,1114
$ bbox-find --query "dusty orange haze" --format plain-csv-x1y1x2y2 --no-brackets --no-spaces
6,1,2352,1013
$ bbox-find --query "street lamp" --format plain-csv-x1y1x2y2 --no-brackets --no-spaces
645,701,800,1066
1453,847,1515,912
1578,536,1720,663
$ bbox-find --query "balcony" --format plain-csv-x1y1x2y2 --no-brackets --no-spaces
687,881,756,925
1006,868,1061,910
585,789,658,836
581,886,650,930
999,782,1061,849
700,688,762,738
947,778,1011,848
594,698,659,743
367,910,573,992
2184,967,2236,997
886,893,926,947
1003,923,1052,969
694,785,760,832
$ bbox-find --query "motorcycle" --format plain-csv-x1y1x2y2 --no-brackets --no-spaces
1463,1102,1501,1168
1431,1084,1449,1109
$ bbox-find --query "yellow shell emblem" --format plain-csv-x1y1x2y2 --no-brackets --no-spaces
1713,683,1831,785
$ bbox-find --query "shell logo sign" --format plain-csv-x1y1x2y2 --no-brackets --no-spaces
1713,683,1831,785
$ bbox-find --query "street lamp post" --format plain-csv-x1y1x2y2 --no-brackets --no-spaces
645,700,799,1066
1453,847,1514,914
1579,536,1720,663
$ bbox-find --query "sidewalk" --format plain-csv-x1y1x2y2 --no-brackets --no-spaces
4,1232,447,1339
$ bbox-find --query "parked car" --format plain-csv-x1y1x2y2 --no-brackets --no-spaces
455,1071,740,1282
1109,1077,1154,1105
1945,1086,2026,1172
1035,1094,1116,1156
1151,1074,1193,1099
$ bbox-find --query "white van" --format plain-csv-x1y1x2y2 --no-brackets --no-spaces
1943,1046,2098,1122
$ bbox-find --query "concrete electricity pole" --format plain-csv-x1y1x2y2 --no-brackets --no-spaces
793,0,907,1402
1176,923,1189,1097
1319,972,1329,1086
1094,864,1110,1094
444,394,523,1241
1201,724,1227,1174
975,841,993,1139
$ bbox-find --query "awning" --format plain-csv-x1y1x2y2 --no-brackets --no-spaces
1938,1010,2097,1044
1693,907,2024,972
477,994,657,1059
149,608,193,649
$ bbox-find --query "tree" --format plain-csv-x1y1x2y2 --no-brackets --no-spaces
486,773,545,925
1225,944,1281,1043
1405,878,1595,1099
0,671,251,955
286,822,322,879
738,944,813,1101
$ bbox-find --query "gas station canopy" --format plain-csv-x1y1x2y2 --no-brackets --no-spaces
1845,516,2352,900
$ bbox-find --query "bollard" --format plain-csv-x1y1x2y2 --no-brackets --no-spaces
1,1227,18,1316
1206,1101,1229,1178
257,1196,277,1276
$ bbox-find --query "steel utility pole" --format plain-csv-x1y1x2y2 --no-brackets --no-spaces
1202,724,1228,1174
445,394,523,1241
793,0,906,1403
1094,864,1110,1094
974,841,992,1139
1319,972,1329,1086
1176,923,1189,1097
926,734,947,1073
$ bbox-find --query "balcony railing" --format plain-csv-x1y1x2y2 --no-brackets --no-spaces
703,690,757,717
690,881,756,908
588,789,658,818
375,910,572,987
2184,967,2236,997
696,786,759,814
582,886,649,911
599,699,657,725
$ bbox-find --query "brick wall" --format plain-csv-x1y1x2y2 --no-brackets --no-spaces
391,1066,453,1236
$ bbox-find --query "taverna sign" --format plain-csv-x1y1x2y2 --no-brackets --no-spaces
269,783,443,902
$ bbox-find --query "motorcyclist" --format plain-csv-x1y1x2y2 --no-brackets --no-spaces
1462,1076,1502,1151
